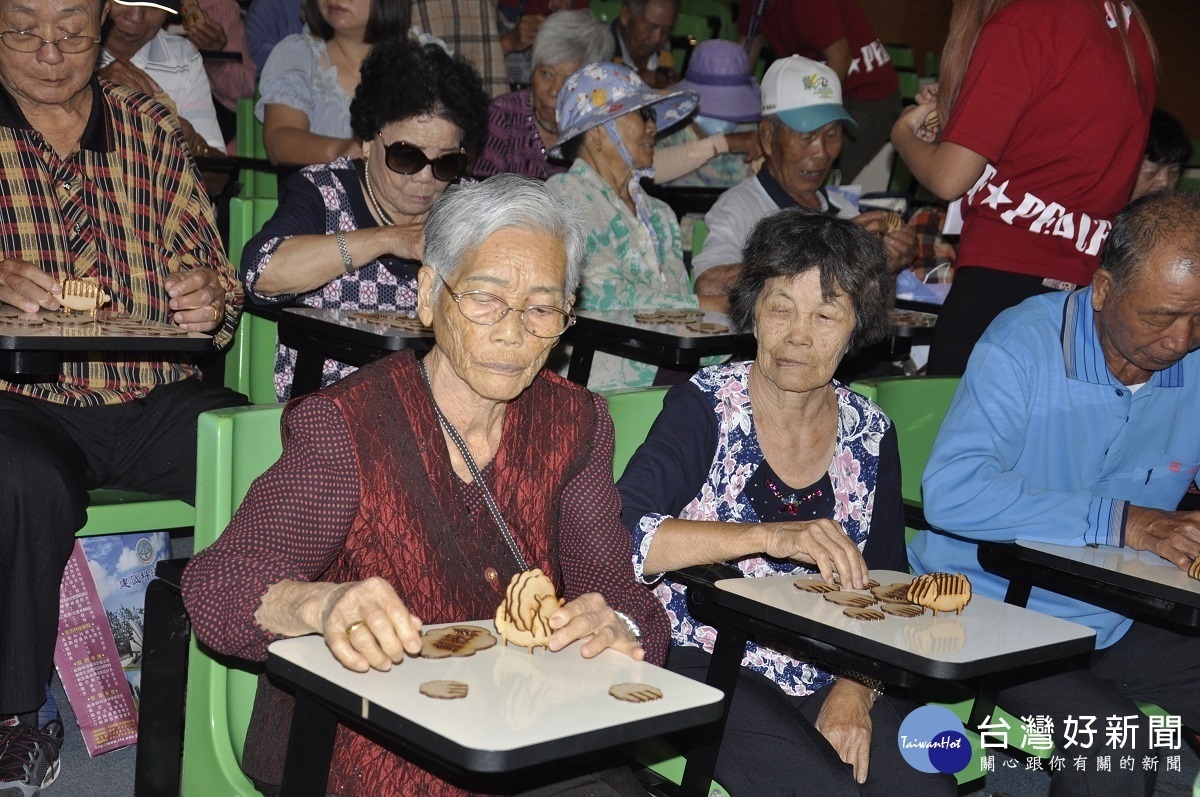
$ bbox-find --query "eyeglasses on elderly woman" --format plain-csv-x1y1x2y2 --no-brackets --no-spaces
438,275,574,338
379,136,469,182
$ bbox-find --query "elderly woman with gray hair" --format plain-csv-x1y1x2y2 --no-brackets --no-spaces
476,10,758,183
617,208,956,796
183,174,668,797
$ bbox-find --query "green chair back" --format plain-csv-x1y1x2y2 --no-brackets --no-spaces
896,67,921,103
885,44,915,70
180,404,285,797
236,96,277,199
849,376,961,506
605,387,669,480
589,0,622,22
225,197,281,404
923,50,940,77
692,218,709,259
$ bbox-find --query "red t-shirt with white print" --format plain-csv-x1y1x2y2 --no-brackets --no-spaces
942,0,1155,286
739,0,899,101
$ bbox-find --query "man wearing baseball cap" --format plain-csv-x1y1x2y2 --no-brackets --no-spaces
693,55,915,304
99,0,226,156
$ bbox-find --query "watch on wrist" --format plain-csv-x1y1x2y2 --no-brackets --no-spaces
841,670,885,697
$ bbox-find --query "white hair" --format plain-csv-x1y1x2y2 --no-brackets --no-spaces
423,174,585,297
532,10,615,69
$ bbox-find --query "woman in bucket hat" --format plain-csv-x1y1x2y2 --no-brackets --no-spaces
545,62,723,391
656,39,763,188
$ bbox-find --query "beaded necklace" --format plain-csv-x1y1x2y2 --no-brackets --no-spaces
763,476,825,516
363,157,426,228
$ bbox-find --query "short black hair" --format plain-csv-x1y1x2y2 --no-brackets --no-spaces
1099,191,1200,296
729,208,891,355
302,0,409,42
1145,108,1193,169
350,40,489,151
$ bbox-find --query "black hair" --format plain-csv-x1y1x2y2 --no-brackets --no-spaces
1145,108,1193,169
303,0,409,43
1099,191,1200,295
729,208,891,355
349,40,489,151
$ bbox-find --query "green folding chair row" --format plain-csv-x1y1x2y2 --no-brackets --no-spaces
236,96,277,199
181,404,285,797
224,196,281,404
679,0,735,39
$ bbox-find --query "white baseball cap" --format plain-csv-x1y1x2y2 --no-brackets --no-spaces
761,55,857,134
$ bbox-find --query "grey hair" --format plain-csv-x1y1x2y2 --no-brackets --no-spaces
532,10,614,69
423,174,586,297
1099,191,1200,296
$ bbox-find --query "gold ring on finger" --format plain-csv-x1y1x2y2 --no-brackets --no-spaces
211,304,221,323
345,620,365,637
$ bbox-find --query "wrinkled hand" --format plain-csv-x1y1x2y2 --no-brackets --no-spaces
815,679,875,784
164,268,226,331
185,17,227,51
386,220,425,262
723,129,763,163
854,211,917,275
0,258,61,312
316,577,423,673
761,518,869,588
1125,505,1200,571
501,14,543,54
546,592,645,660
98,58,162,98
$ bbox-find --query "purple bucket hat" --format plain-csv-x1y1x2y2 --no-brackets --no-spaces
549,62,698,159
673,40,761,123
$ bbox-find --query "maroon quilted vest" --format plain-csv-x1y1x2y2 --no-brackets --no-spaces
243,351,596,796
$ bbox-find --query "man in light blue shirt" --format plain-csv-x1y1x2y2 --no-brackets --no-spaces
912,191,1200,795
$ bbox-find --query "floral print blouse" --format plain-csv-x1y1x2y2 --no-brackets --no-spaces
546,159,699,392
618,361,906,696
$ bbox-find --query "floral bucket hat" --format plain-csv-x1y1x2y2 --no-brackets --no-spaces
549,61,698,159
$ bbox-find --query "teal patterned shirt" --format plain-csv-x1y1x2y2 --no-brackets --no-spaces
547,159,699,391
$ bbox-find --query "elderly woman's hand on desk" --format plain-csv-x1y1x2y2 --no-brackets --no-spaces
547,592,645,661
761,519,871,589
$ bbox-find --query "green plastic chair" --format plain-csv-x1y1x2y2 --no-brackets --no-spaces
923,50,940,77
692,218,709,260
236,96,277,199
848,376,961,507
589,0,622,22
180,404,286,797
885,44,915,70
225,197,281,404
606,387,669,480
896,67,921,103
605,387,734,794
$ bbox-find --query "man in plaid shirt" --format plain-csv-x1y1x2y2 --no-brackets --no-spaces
0,0,247,790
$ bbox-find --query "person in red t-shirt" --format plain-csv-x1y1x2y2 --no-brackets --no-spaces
739,0,900,183
891,0,1157,375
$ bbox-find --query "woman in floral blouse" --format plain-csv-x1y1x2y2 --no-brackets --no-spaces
545,62,726,392
618,209,955,796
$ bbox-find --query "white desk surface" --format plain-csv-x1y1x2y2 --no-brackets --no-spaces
268,620,723,768
1015,541,1200,603
714,570,1095,680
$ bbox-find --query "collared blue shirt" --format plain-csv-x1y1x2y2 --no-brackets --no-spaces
910,287,1200,648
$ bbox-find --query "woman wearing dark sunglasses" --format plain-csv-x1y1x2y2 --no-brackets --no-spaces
241,39,489,400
